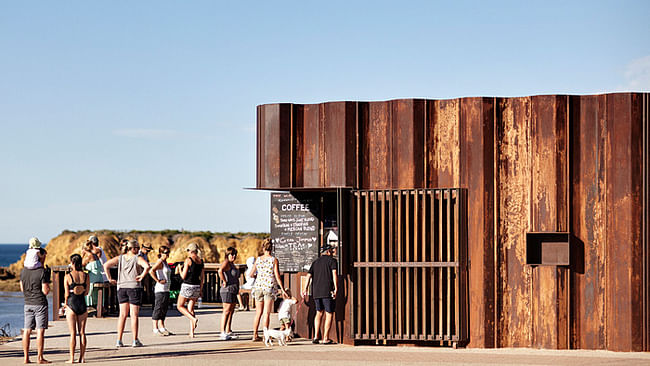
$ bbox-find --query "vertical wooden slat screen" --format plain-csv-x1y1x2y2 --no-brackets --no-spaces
351,188,468,346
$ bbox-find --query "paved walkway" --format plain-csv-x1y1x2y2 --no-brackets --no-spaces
2,305,650,365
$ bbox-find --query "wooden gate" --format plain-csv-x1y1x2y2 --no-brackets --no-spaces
350,188,468,347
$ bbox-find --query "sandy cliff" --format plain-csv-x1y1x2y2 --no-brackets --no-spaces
1,230,267,291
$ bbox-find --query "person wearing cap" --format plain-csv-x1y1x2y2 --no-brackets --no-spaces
175,242,203,338
302,243,338,344
103,239,151,348
138,243,152,263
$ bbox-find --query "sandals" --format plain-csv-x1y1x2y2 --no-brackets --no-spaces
323,339,335,345
252,335,263,342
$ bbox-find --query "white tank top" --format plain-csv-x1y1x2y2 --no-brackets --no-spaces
154,261,171,293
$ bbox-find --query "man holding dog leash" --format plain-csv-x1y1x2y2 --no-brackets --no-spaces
302,243,338,345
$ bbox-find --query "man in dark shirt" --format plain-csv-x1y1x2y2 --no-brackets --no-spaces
303,244,338,344
20,248,51,364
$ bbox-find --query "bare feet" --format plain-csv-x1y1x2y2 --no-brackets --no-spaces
79,359,85,363
23,359,31,364
65,359,74,364
37,359,51,364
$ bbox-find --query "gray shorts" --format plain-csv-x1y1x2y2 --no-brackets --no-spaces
24,304,48,330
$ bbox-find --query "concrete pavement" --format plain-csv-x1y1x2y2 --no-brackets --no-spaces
1,304,649,365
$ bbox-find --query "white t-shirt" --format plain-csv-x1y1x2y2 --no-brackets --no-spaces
23,248,42,270
277,298,297,320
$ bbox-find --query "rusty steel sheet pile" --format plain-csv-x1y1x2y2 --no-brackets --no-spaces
256,93,649,351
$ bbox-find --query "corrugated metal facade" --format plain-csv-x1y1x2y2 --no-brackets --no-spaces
256,93,649,351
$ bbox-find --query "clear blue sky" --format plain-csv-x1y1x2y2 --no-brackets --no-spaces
1,1,648,243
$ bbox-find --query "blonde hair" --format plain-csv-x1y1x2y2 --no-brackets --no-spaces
262,238,272,253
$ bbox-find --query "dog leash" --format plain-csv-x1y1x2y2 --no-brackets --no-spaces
288,297,305,328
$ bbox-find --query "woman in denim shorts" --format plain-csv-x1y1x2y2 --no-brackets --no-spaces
249,238,287,341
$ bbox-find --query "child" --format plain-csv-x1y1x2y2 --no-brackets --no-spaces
278,288,298,332
24,237,44,270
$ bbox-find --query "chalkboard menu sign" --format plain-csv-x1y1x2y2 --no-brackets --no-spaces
271,192,320,272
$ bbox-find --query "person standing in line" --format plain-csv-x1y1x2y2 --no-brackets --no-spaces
63,254,90,363
103,240,150,348
176,242,203,338
150,246,174,336
218,247,240,340
87,235,108,280
20,244,51,364
138,243,152,263
302,244,338,344
119,239,129,254
250,238,288,341
82,239,105,309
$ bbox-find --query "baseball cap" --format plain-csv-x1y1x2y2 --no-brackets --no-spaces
141,243,153,250
29,237,42,249
88,235,98,244
186,242,199,252
321,243,336,253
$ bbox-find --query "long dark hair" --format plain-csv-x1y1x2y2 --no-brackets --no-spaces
70,253,83,271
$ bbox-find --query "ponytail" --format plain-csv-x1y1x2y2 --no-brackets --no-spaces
70,253,83,271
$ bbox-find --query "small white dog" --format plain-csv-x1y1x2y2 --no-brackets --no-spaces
263,327,292,347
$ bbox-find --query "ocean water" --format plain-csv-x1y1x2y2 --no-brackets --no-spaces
0,292,53,337
0,244,26,267
0,244,52,337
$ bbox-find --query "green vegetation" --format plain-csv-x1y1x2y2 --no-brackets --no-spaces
57,229,269,239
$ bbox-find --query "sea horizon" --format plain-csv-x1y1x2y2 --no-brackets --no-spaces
0,244,26,268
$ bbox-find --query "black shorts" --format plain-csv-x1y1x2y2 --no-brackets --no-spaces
152,292,170,320
314,297,336,313
117,288,142,306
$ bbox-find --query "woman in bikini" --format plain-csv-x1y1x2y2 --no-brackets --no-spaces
64,253,90,363
176,242,203,338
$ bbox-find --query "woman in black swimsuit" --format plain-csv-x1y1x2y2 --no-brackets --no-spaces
64,253,89,363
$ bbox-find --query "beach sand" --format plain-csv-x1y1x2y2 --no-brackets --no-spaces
1,305,650,365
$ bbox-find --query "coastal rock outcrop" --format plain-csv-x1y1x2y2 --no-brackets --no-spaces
2,230,267,291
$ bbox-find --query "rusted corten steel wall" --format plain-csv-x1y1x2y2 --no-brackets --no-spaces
256,93,649,351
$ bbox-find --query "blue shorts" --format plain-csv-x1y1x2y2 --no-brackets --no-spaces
314,297,335,313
